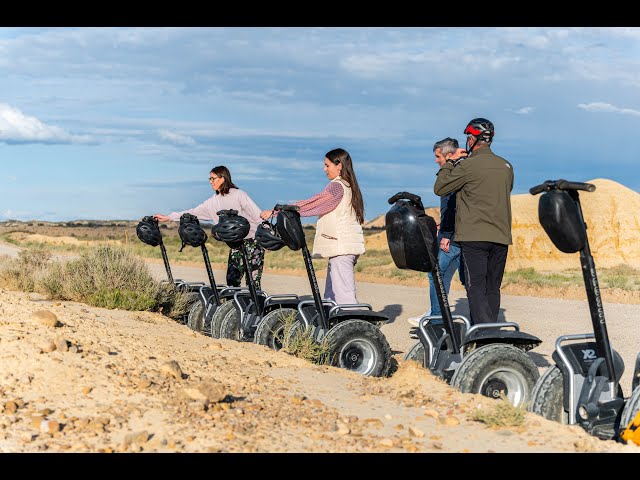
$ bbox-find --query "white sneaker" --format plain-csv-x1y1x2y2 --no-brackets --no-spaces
407,312,429,327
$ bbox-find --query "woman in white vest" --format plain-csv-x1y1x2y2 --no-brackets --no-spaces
260,148,366,305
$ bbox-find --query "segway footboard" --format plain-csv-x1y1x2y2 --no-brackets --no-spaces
327,304,389,328
464,322,541,352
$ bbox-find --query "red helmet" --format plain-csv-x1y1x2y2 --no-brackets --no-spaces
463,117,494,141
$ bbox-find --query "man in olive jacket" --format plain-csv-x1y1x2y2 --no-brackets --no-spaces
433,118,513,325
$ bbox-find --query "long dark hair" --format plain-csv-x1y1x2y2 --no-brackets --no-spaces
211,165,238,196
326,148,365,225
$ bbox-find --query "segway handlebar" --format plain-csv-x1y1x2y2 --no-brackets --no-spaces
530,179,596,195
273,204,300,212
387,191,424,209
216,209,239,216
141,215,159,226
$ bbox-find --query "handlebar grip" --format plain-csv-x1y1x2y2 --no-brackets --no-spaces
529,183,549,195
141,215,159,225
556,180,596,192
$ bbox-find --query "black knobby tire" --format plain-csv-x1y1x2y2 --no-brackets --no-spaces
529,365,568,423
218,307,242,341
203,299,224,335
324,319,392,378
186,301,204,333
210,301,236,339
450,343,539,408
404,341,426,367
179,292,200,325
254,308,299,351
620,385,640,435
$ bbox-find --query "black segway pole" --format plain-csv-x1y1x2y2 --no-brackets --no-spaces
158,238,174,284
571,189,617,383
239,241,263,317
300,242,329,330
200,244,221,306
431,262,461,354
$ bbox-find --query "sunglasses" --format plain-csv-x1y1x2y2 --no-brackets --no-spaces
209,176,221,183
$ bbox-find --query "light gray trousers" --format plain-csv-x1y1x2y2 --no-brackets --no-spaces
324,254,359,305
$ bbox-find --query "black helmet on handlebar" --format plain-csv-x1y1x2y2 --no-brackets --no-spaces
211,209,250,245
178,213,208,251
136,216,163,247
255,219,285,251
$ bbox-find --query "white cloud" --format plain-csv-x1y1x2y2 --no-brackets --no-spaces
577,102,640,117
0,103,92,144
513,107,535,115
158,129,196,146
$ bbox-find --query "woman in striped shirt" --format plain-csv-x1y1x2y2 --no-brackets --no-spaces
261,148,366,304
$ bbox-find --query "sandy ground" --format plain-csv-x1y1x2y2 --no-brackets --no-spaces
1,242,640,455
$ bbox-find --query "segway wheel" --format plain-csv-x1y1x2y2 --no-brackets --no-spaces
450,343,539,408
404,341,426,367
186,301,204,333
210,301,236,339
218,307,242,341
254,308,300,351
180,292,199,325
324,319,392,378
619,385,640,435
529,365,568,423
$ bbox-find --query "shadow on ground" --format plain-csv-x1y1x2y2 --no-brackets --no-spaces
380,304,403,324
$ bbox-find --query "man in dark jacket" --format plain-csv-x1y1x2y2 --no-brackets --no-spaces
407,137,466,327
433,118,513,325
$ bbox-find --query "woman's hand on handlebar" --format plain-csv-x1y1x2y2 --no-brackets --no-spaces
260,210,274,220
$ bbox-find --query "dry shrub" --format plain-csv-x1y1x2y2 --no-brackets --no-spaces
1,244,189,316
470,394,527,427
0,248,52,292
281,316,333,366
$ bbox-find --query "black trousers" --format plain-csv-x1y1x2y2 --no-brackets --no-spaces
459,241,509,325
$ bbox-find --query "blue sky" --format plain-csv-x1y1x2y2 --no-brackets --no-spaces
1,27,639,223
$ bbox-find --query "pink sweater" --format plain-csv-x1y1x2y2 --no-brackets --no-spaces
168,188,262,239
294,181,344,217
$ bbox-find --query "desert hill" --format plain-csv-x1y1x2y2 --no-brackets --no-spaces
364,179,640,272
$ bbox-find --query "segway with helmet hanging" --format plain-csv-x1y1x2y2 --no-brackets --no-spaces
266,204,392,378
176,213,245,334
386,192,541,407
209,209,304,342
135,215,203,323
252,213,312,350
528,179,640,441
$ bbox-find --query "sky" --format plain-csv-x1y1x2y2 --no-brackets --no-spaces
1,26,639,223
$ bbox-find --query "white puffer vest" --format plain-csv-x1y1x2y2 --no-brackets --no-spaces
312,177,366,259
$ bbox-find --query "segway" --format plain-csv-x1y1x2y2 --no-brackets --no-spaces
387,192,541,407
209,209,304,342
529,179,640,441
135,215,203,323
176,213,245,335
252,215,313,350
263,204,392,378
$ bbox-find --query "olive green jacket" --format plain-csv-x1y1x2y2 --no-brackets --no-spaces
433,145,514,245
